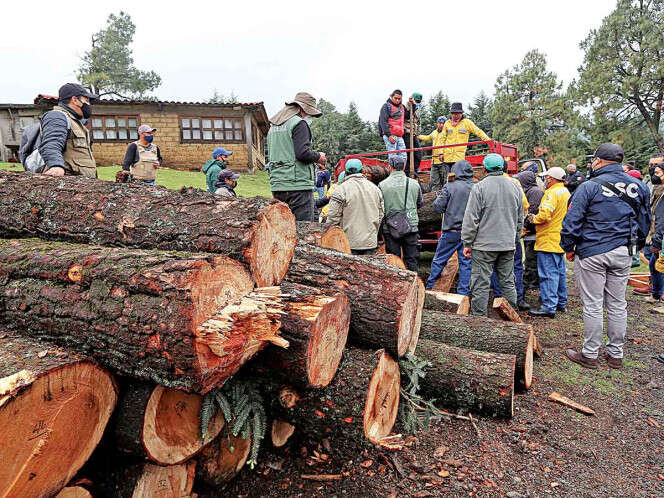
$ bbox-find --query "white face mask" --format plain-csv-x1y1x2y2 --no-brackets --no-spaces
304,115,313,125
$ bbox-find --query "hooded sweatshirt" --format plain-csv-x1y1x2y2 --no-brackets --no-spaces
514,171,544,240
432,160,474,231
202,159,226,193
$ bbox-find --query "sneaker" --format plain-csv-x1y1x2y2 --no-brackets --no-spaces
633,286,652,295
565,349,599,369
557,306,567,312
528,307,555,318
604,352,622,369
645,296,660,303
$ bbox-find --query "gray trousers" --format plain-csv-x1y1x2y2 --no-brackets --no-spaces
575,246,631,359
429,163,447,192
470,249,517,315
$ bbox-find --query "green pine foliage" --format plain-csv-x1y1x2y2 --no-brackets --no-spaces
200,379,267,469
398,353,440,433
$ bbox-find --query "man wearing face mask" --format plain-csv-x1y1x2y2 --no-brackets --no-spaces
267,92,327,221
39,83,98,178
122,125,162,186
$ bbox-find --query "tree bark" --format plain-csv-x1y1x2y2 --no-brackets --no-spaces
285,245,421,358
417,191,442,233
113,383,224,465
296,222,351,254
424,290,470,315
418,311,534,389
259,283,351,389
0,171,296,286
370,253,406,269
415,339,515,418
0,332,117,498
95,461,196,498
269,348,400,447
196,432,252,488
0,239,288,393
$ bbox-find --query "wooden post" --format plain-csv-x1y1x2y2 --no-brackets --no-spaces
408,101,415,178
244,112,254,173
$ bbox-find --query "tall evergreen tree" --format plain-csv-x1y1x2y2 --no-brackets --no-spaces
420,92,451,135
467,91,494,137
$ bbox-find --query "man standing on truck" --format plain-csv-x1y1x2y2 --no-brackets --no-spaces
379,90,407,163
403,92,423,178
441,102,491,185
267,92,327,221
418,116,448,191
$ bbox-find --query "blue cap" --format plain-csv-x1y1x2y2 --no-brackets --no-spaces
483,153,504,171
436,116,447,123
212,147,233,159
345,159,363,174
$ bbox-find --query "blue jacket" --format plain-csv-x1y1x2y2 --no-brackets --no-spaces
432,160,474,231
561,164,651,259
316,169,331,188
38,103,80,168
650,187,664,251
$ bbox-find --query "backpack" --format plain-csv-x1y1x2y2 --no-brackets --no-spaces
19,110,70,173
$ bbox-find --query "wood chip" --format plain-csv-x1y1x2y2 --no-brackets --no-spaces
548,391,596,416
301,474,342,482
37,350,48,358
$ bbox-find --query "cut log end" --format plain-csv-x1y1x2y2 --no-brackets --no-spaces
396,277,421,356
197,433,252,487
305,293,351,387
525,332,534,389
271,420,295,447
408,278,426,354
249,202,297,286
364,351,400,444
0,360,116,498
134,462,196,497
55,487,92,498
317,226,351,254
143,386,224,465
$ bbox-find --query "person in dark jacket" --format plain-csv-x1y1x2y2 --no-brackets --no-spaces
514,171,544,290
403,92,423,178
561,143,651,369
122,124,162,185
564,164,585,196
315,163,331,199
426,160,474,293
214,169,240,198
378,90,407,164
40,83,98,178
202,147,232,193
642,160,664,303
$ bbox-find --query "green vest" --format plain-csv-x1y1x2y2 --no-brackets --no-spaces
266,115,315,192
379,171,420,228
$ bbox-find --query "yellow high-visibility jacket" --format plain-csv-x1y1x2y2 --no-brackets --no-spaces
418,129,446,164
321,183,336,218
533,182,571,253
441,118,490,163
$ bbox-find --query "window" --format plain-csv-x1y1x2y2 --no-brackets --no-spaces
180,116,244,142
90,116,139,141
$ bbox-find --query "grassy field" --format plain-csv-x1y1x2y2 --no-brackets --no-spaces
0,162,272,198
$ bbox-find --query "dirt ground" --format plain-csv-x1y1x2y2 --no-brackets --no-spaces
219,265,664,498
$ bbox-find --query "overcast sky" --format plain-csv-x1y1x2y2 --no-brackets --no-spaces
1,0,616,121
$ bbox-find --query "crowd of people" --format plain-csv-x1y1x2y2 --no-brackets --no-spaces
265,90,664,369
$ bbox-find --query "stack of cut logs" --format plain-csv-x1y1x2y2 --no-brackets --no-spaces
0,171,538,497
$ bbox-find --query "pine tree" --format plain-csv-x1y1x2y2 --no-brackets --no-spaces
467,91,494,137
420,92,451,135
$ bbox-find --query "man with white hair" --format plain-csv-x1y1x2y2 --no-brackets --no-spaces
564,163,585,196
527,167,571,318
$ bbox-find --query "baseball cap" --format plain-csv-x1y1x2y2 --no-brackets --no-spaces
483,153,504,171
345,159,363,174
388,154,406,168
212,147,233,159
594,143,624,162
138,124,157,133
58,83,98,101
412,92,423,102
626,169,642,179
218,169,240,181
543,166,566,180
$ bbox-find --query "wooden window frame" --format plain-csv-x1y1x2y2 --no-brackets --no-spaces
179,116,245,144
90,115,140,142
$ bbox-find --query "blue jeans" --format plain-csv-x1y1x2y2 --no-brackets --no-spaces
382,135,407,162
315,186,325,199
537,251,567,313
426,231,471,295
649,248,664,299
491,237,524,302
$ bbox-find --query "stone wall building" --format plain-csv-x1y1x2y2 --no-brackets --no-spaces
2,96,270,171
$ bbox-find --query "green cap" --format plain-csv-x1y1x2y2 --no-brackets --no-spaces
483,153,504,171
345,158,363,174
412,92,423,102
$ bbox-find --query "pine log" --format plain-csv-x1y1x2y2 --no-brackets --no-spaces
296,222,351,254
424,290,470,315
55,487,92,498
259,283,351,388
418,191,442,233
432,252,458,293
416,339,516,418
196,433,252,487
285,245,421,357
97,461,196,498
0,332,117,498
371,252,407,269
271,420,296,447
408,277,426,354
0,171,296,286
418,311,534,389
0,239,286,393
492,297,523,323
113,383,225,465
270,348,400,447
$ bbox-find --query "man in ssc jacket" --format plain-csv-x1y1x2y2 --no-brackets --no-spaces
378,90,407,164
418,116,448,191
440,102,491,186
39,83,98,178
561,143,651,369
267,92,327,221
122,124,162,185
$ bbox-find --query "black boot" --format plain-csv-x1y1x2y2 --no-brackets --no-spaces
528,307,555,318
517,300,531,311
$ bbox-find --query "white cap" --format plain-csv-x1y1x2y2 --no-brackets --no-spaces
544,166,566,180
